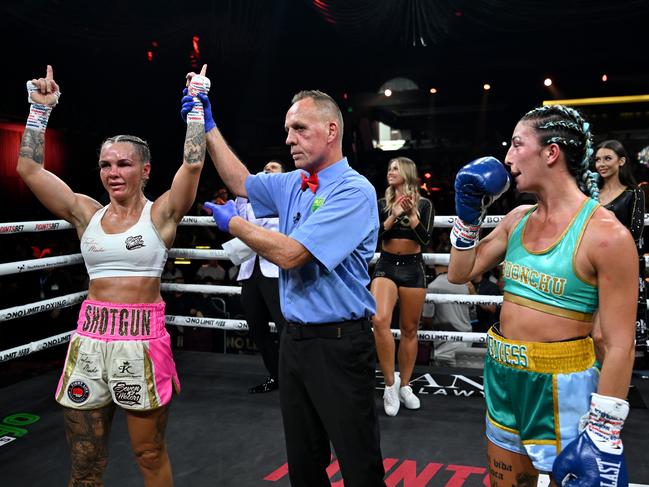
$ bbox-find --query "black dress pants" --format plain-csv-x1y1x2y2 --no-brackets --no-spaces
279,320,386,487
240,260,286,379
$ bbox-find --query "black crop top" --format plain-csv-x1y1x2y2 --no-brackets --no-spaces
378,197,434,246
603,187,645,250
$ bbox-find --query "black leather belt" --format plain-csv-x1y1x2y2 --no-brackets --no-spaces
379,251,422,266
285,319,369,339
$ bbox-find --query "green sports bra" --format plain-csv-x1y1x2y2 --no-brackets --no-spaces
502,198,599,322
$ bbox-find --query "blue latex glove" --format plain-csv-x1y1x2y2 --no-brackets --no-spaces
204,200,237,232
180,89,216,133
196,92,216,133
180,88,194,123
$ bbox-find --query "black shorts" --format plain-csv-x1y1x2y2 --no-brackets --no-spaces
372,251,426,288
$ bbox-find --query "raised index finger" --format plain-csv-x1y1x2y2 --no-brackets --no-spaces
199,64,207,76
46,65,54,80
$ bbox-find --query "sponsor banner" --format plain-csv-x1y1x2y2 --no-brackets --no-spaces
266,459,640,487
0,292,87,322
165,315,249,330
0,331,73,363
376,372,485,399
406,330,486,344
0,413,40,447
5,215,649,233
0,345,31,363
0,224,24,234
0,220,73,233
434,215,501,228
265,459,489,485
0,254,84,276
179,216,214,226
0,436,17,446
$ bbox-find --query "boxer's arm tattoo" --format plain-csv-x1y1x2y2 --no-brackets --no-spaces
19,128,45,164
184,123,205,165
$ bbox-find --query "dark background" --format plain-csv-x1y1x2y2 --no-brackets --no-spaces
2,0,649,221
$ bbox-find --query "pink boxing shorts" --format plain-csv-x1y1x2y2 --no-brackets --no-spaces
55,299,180,411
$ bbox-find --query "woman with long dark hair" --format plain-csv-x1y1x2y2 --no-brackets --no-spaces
595,139,644,249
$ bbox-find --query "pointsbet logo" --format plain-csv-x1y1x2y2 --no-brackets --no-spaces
0,412,40,447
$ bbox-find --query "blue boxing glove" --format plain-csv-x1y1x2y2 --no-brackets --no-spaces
451,156,510,249
553,393,629,487
204,200,237,232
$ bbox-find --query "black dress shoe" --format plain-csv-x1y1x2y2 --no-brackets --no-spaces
249,377,278,393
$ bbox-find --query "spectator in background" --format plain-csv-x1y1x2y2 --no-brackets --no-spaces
371,157,434,417
234,159,288,393
469,269,502,333
594,139,647,361
162,259,183,282
195,259,226,283
595,139,645,250
421,263,472,367
212,187,230,205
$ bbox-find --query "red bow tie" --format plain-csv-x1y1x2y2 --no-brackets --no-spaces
300,172,319,193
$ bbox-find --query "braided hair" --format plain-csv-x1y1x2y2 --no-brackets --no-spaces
520,105,599,199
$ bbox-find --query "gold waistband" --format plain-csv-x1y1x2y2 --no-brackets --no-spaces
486,327,596,374
503,292,594,322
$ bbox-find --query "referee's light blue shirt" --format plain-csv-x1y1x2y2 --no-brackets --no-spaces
245,158,378,324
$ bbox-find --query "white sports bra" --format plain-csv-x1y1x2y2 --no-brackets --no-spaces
80,200,168,279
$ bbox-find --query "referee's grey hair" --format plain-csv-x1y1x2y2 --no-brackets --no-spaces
291,90,344,136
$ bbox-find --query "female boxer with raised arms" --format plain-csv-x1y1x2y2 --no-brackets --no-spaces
16,65,209,487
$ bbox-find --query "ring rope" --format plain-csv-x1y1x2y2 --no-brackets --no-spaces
0,317,486,363
0,287,503,323
0,250,452,276
0,331,73,363
3,214,649,234
0,215,505,234
0,291,87,322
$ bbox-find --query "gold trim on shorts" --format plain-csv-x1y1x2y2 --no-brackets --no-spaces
486,327,596,374
56,337,82,402
143,347,159,409
503,292,594,322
